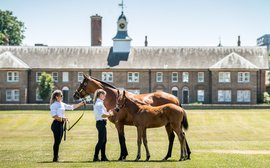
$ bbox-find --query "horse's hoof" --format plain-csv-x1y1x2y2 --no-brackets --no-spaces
145,156,150,161
162,156,170,161
118,155,126,161
179,158,185,161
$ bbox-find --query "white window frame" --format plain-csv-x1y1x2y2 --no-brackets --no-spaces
128,72,139,83
218,90,231,102
172,72,178,82
198,72,204,83
36,88,43,101
237,90,251,102
36,72,42,82
7,71,19,82
156,72,163,82
197,90,205,102
52,72,58,82
6,89,20,101
182,72,189,83
102,72,113,82
62,72,69,82
78,72,84,82
238,72,250,83
219,72,231,83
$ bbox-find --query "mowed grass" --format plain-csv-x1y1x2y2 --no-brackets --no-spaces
0,109,270,168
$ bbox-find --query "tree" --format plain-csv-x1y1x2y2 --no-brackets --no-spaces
0,10,25,45
38,72,54,101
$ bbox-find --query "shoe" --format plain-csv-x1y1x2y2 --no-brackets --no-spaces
93,157,100,162
101,157,109,161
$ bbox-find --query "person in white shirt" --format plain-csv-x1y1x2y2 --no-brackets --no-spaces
50,90,85,162
92,89,113,162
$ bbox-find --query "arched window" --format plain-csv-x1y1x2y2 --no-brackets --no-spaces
62,86,69,103
171,87,178,97
182,87,189,104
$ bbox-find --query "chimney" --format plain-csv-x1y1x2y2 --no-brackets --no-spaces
91,14,102,46
144,36,148,47
237,36,241,47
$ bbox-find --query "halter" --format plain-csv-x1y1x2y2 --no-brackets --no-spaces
75,80,91,97
115,90,128,112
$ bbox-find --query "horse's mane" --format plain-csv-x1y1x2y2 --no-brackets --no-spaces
89,76,117,89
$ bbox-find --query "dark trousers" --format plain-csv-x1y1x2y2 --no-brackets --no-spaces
94,120,107,159
51,120,64,160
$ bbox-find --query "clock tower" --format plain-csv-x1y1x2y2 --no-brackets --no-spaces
112,1,132,53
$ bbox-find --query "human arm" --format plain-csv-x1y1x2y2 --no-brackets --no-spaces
64,101,85,110
101,109,113,118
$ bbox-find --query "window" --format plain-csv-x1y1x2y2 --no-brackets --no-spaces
172,72,178,82
156,72,163,82
36,88,43,101
198,72,204,83
238,72,250,83
219,72,230,83
237,90,251,102
62,72,69,82
128,72,139,82
102,72,113,82
218,90,231,102
7,71,19,82
197,90,204,102
36,72,42,82
172,87,178,97
78,72,84,82
6,89,20,101
182,72,189,82
52,72,58,82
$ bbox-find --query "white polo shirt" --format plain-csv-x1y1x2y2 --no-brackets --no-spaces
94,98,108,121
50,101,74,118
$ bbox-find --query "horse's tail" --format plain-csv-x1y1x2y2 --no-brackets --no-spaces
182,109,189,131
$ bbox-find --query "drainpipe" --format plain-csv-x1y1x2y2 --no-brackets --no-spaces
209,69,212,104
27,69,31,103
148,69,152,92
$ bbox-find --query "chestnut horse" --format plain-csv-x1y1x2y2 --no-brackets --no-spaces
73,74,190,160
115,90,190,161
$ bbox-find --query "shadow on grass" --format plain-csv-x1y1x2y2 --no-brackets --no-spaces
38,159,182,163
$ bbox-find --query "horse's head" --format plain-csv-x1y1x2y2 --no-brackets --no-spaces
73,74,98,100
115,90,128,112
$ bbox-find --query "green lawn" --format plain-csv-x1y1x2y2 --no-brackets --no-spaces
0,109,270,168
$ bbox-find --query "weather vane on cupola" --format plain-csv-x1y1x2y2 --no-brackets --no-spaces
118,0,125,13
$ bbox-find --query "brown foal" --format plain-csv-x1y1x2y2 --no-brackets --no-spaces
115,90,190,161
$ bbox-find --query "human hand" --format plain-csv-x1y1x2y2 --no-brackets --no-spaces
108,110,114,116
81,101,86,106
62,117,68,122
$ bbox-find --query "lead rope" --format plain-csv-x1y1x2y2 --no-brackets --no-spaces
64,100,86,141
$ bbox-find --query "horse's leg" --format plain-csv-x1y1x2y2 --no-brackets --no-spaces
115,122,128,160
163,124,175,160
135,126,142,161
142,128,150,161
171,123,186,161
183,132,191,160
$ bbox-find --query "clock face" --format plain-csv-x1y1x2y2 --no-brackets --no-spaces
119,23,125,29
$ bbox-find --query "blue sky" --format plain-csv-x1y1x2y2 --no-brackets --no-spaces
1,0,270,46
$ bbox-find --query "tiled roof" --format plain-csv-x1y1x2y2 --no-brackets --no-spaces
0,51,30,69
0,46,268,70
210,52,259,69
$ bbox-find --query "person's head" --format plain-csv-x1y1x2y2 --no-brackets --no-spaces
93,89,106,104
50,90,63,104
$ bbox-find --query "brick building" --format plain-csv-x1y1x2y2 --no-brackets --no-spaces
0,12,269,104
